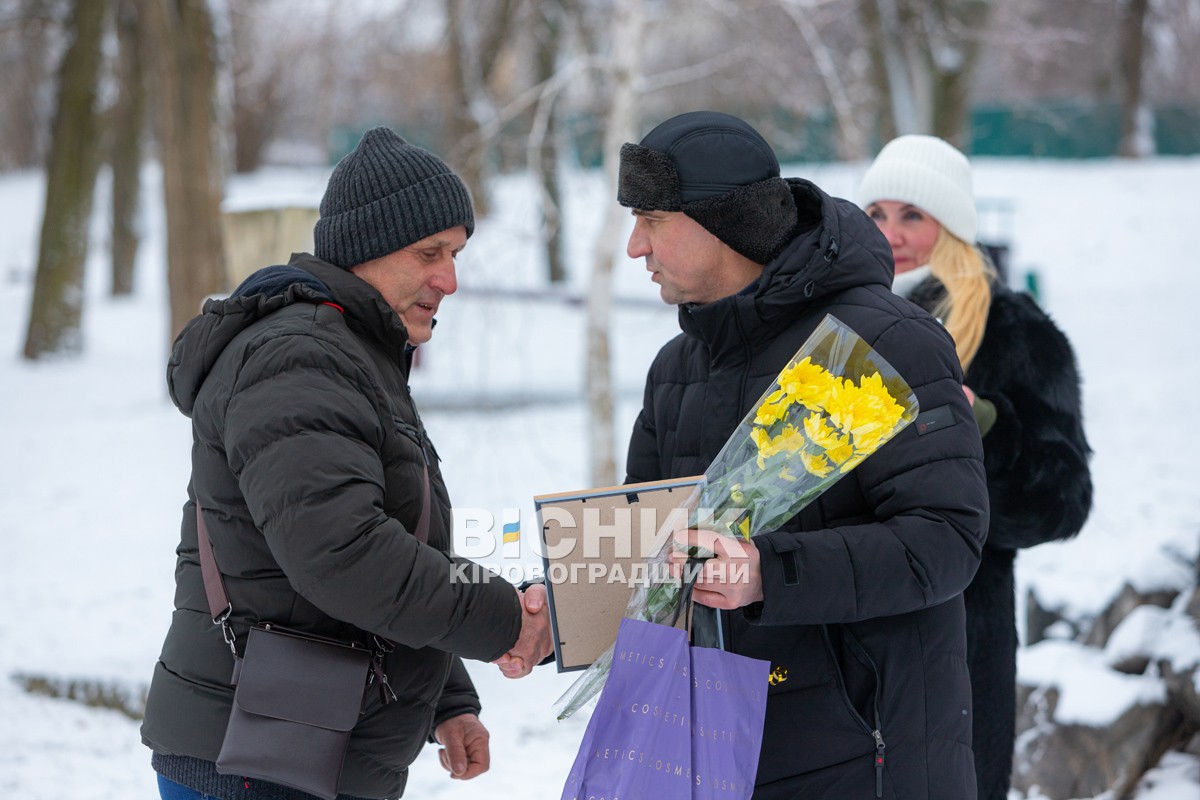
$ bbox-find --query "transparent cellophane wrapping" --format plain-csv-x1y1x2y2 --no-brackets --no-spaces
554,314,919,720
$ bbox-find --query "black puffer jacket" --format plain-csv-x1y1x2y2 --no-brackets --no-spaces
626,181,990,799
908,278,1092,800
141,254,522,799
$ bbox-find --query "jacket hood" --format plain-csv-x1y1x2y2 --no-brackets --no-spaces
166,278,329,416
680,179,894,353
167,255,413,416
761,179,894,310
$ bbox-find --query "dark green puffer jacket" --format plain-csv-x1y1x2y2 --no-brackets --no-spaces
141,254,521,799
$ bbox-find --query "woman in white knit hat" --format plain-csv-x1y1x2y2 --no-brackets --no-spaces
858,135,1094,800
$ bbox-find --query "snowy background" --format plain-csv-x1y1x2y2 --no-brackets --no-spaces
0,153,1198,799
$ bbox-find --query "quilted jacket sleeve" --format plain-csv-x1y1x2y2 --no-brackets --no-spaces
221,329,521,662
431,658,482,735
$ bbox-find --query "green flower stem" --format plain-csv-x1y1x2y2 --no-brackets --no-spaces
555,647,613,721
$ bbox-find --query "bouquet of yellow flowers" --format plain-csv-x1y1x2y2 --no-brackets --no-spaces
555,314,919,720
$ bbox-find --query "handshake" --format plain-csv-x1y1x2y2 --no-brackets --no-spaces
492,583,554,679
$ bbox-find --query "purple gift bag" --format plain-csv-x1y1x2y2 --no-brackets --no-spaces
560,618,770,800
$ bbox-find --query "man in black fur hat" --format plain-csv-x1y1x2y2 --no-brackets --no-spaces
620,111,991,799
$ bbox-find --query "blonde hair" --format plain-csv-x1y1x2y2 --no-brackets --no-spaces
928,227,995,370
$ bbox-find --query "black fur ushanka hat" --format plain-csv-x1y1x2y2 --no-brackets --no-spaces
617,111,799,265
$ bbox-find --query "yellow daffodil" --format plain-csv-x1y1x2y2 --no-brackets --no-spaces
824,439,854,465
802,412,837,447
750,426,773,455
779,357,837,410
754,397,790,427
799,450,833,478
737,516,751,540
852,426,888,456
821,378,856,433
776,425,806,453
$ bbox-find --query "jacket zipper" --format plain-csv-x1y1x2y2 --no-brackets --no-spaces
821,626,888,797
872,727,886,798
394,417,438,465
730,304,752,416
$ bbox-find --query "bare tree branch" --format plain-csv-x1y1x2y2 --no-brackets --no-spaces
776,0,867,158
636,46,750,94
460,54,605,153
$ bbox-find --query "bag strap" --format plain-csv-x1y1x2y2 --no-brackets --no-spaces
416,463,431,543
670,556,706,630
195,505,239,658
195,505,231,622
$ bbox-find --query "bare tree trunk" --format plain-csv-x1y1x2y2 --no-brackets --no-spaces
22,0,110,360
926,0,990,147
111,0,145,296
779,0,868,160
531,0,567,283
444,0,477,204
1118,0,1154,158
873,0,923,135
444,0,521,217
860,0,990,146
859,0,897,145
230,5,283,173
541,107,566,283
586,0,643,487
139,0,227,344
930,64,976,146
0,10,58,170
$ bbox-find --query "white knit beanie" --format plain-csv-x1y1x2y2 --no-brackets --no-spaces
857,135,978,243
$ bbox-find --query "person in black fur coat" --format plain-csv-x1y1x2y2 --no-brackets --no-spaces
858,135,1094,800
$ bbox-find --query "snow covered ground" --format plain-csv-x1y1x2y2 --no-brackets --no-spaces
0,152,1197,799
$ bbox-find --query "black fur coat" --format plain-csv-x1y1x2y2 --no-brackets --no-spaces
909,278,1093,800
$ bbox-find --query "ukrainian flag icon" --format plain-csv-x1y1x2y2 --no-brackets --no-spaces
502,520,520,544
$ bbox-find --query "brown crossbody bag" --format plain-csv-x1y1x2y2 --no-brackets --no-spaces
195,463,429,799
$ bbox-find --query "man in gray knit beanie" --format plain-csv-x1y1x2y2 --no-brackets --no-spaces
313,126,476,345
315,127,475,270
143,126,553,800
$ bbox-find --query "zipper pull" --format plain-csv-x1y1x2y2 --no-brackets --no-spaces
872,729,886,798
372,656,397,705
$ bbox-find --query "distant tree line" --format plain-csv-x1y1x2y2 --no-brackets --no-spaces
8,0,1199,483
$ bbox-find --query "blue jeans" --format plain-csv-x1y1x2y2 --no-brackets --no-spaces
157,774,218,800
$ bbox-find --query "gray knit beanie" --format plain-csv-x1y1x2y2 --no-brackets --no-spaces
314,127,475,269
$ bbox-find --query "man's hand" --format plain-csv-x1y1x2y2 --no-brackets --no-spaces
434,713,490,780
493,583,553,678
668,528,764,609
